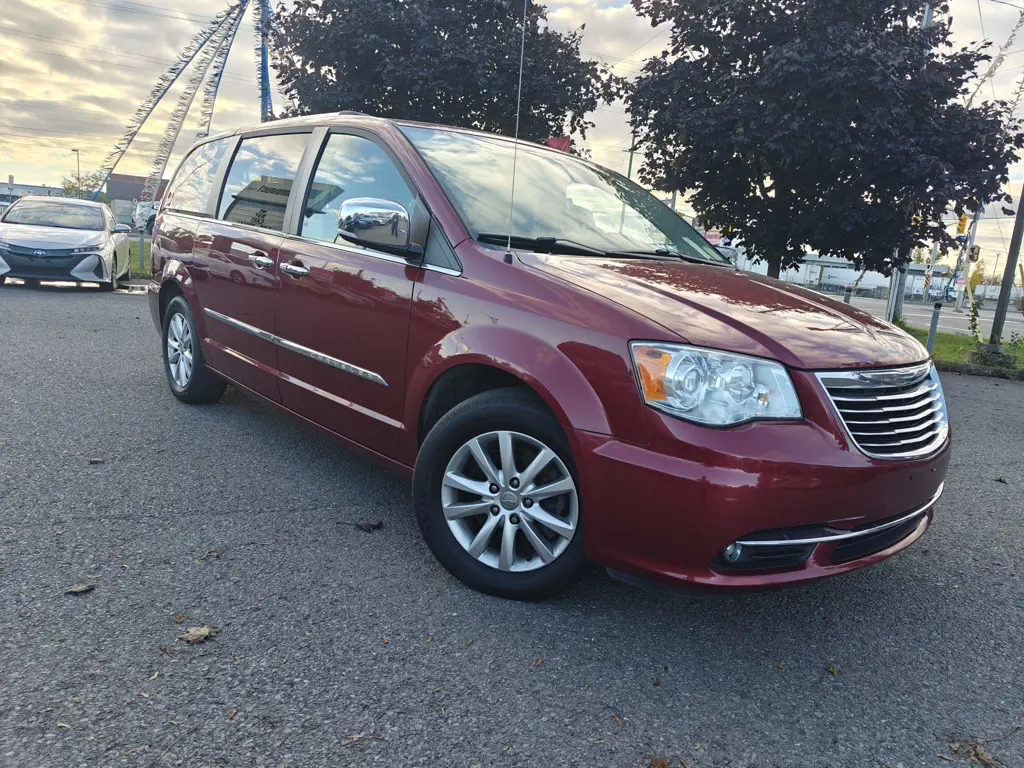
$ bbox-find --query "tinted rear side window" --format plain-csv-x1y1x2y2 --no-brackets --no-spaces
163,138,231,214
217,134,309,232
299,133,415,243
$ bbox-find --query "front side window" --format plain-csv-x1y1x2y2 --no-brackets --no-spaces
401,126,729,264
217,134,309,232
164,138,231,215
1,200,105,231
300,133,415,244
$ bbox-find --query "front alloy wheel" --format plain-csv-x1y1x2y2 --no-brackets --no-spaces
442,430,578,572
413,388,586,600
161,295,225,404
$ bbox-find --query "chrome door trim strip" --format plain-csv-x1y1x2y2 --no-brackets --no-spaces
279,372,403,429
736,483,943,547
204,308,388,387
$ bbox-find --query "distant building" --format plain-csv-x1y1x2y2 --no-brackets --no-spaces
1,182,65,206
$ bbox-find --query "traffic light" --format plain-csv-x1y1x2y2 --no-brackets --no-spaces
969,245,981,262
956,214,968,235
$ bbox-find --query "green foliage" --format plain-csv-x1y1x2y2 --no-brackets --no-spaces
61,171,109,204
272,0,623,143
627,0,1024,278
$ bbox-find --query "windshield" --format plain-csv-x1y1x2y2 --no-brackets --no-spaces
2,200,105,231
400,126,728,264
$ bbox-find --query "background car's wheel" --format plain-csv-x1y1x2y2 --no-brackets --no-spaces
0,276,6,285
413,388,585,600
23,278,40,288
162,295,226,404
120,258,132,285
100,258,117,292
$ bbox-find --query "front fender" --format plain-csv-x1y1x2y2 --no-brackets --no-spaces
405,324,649,449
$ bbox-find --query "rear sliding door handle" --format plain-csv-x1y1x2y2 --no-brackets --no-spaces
280,262,310,277
248,252,274,269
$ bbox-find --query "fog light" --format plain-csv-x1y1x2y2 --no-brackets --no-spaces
723,542,743,562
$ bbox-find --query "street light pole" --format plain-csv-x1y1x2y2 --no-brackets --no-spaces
71,149,81,199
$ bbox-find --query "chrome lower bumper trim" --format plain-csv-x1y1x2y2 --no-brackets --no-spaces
737,483,943,547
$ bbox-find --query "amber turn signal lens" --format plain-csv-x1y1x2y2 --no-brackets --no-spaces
633,344,670,401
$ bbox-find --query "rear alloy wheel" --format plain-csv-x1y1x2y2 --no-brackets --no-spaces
414,388,585,599
162,295,226,404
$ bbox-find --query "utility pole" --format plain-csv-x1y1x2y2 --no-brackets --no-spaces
619,129,638,233
955,206,982,312
71,149,81,199
988,181,1024,350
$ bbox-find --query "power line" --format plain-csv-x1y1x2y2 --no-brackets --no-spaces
0,29,253,80
0,45,256,88
46,0,235,25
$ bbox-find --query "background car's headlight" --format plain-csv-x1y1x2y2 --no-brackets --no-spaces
630,342,802,426
72,245,100,254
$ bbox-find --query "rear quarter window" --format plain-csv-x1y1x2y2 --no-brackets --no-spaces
163,138,232,215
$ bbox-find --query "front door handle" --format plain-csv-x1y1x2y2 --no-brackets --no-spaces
280,262,310,277
248,252,274,269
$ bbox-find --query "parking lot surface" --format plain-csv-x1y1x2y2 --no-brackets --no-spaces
1,284,1022,768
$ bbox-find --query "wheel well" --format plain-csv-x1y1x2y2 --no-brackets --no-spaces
418,364,547,444
158,281,184,326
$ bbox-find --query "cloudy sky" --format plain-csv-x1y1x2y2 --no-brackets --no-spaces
1,0,1022,266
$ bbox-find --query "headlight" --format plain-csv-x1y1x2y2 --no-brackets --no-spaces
72,244,102,254
630,342,802,426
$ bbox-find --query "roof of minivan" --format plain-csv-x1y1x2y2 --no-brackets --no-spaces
204,111,551,152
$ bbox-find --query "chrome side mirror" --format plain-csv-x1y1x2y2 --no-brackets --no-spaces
338,198,411,252
113,223,131,234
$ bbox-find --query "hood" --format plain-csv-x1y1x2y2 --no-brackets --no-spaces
526,254,927,370
0,223,107,249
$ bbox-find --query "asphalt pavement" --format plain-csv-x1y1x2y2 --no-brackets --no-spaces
835,294,1024,339
1,283,1022,768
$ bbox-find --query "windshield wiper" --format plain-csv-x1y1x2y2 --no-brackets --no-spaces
477,233,609,257
612,248,724,265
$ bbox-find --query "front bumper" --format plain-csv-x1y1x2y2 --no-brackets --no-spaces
571,370,950,590
0,250,110,283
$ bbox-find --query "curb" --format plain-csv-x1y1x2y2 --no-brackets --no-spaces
934,359,1024,381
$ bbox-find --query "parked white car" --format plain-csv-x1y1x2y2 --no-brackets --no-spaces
0,196,132,289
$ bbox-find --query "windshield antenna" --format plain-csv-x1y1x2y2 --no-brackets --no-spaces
504,0,529,265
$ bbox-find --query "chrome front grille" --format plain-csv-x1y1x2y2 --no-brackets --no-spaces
816,362,949,460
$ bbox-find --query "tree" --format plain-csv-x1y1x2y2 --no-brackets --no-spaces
61,171,109,204
628,0,1024,278
970,259,987,293
912,247,928,264
273,0,621,143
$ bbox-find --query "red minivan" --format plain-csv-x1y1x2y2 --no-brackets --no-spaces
149,113,950,599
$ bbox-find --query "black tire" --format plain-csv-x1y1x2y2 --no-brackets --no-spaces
0,276,6,285
161,295,226,404
23,278,40,288
413,387,586,600
99,257,116,292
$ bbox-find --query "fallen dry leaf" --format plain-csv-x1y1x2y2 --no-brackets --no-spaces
465,640,473,646
65,584,95,595
826,663,841,676
777,661,785,670
650,758,670,768
950,738,1002,768
149,671,160,681
425,634,433,643
228,709,239,720
534,658,544,668
342,734,363,746
171,613,189,624
355,521,384,533
138,692,149,698
88,458,105,465
56,723,71,729
654,678,661,687
609,713,623,728
382,638,389,645
178,625,217,644
994,478,1008,485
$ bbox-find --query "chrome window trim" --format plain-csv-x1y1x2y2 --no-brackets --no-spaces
282,232,464,276
204,308,388,387
737,483,943,547
816,363,949,461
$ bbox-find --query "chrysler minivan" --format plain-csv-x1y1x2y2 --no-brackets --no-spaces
149,113,950,599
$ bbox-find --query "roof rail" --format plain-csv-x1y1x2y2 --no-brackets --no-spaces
336,110,367,116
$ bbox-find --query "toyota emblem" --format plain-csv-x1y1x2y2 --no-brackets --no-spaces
33,249,46,257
